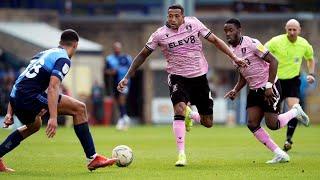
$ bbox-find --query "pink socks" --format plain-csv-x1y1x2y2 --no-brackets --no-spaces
254,127,279,152
278,108,298,128
173,120,185,154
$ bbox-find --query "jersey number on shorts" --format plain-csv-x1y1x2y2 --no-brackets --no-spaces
24,59,45,78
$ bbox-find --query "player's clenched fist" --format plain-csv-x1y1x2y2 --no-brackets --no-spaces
234,57,248,68
224,89,237,100
117,78,129,92
307,74,315,84
3,114,14,128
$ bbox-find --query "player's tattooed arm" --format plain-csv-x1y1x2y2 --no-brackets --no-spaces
262,53,278,84
205,33,247,67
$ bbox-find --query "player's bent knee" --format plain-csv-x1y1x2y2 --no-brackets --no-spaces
34,118,42,131
33,124,41,132
266,122,278,131
202,121,213,128
247,124,258,132
247,121,260,132
73,101,88,124
264,115,280,130
268,126,278,131
27,117,42,133
200,116,213,128
174,102,186,116
76,102,87,114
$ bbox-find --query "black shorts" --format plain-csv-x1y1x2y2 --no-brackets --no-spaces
168,74,213,115
279,75,301,100
10,92,62,125
246,80,282,113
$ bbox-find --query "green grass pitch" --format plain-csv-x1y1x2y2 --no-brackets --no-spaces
0,125,319,179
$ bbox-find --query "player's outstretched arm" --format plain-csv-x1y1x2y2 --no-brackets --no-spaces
224,73,246,100
205,33,247,67
46,76,61,138
117,47,152,92
125,47,152,78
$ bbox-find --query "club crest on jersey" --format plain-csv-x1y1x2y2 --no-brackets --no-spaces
186,24,192,32
241,48,246,56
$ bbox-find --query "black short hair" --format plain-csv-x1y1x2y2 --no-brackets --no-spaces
60,29,79,46
225,18,241,29
168,4,184,14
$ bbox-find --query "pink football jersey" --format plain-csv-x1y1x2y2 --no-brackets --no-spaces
230,36,270,89
146,16,211,78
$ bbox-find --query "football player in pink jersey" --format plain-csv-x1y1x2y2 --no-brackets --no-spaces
223,18,309,164
118,4,247,166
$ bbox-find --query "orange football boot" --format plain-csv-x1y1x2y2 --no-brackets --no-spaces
87,154,117,171
0,159,15,173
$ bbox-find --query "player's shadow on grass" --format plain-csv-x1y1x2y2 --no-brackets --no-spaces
7,168,120,178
